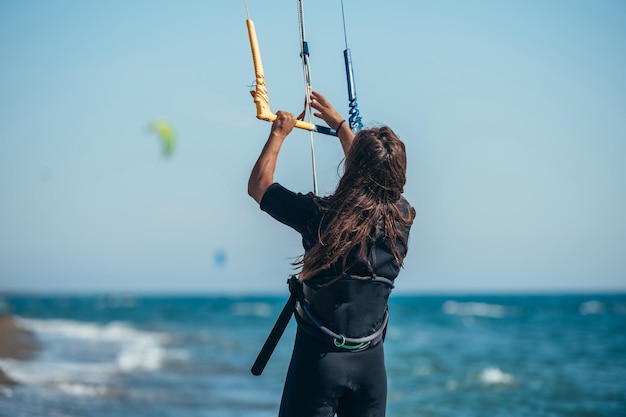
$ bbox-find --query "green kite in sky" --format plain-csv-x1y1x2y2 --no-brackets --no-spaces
150,121,176,158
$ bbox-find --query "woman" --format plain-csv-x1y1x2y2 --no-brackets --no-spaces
248,91,415,417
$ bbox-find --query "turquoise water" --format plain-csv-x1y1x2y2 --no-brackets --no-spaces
1,293,625,417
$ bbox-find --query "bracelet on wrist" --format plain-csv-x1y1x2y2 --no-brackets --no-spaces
335,119,346,132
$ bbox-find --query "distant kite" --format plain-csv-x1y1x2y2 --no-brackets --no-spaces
213,249,227,269
150,120,176,158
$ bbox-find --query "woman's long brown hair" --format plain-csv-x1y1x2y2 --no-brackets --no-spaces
298,126,416,281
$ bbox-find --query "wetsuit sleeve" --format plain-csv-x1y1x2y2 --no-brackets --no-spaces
259,183,317,236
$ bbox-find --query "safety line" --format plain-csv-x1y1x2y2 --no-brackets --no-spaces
340,0,349,48
297,0,319,194
340,0,363,132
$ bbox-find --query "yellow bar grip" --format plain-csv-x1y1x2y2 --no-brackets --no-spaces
254,112,317,131
246,19,317,132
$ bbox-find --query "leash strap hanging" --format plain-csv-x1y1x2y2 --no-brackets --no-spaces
251,276,303,376
251,293,297,376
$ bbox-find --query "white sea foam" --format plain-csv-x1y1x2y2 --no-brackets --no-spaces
446,380,459,391
0,317,195,407
15,317,166,344
442,301,507,318
117,342,189,372
4,316,189,397
0,360,113,386
117,343,166,372
231,302,273,318
579,300,604,315
479,366,514,385
0,358,114,398
58,382,109,397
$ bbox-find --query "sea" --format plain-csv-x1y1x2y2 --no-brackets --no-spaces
0,293,625,417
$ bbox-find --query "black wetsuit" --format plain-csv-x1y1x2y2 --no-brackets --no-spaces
260,183,412,417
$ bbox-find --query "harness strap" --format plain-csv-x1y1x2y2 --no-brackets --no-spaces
250,279,300,376
250,274,392,375
300,301,388,350
299,274,392,350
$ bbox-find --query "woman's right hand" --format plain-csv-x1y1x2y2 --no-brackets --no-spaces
270,110,297,139
310,91,344,131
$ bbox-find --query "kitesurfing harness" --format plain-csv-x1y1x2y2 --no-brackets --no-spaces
251,274,394,376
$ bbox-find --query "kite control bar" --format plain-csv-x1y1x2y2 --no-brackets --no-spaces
245,18,337,137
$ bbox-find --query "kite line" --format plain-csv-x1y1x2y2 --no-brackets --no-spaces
244,0,363,194
297,0,319,194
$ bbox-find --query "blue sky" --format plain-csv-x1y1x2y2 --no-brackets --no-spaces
1,1,624,294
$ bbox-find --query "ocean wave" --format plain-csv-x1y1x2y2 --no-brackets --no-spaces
579,300,605,315
442,301,507,318
230,302,273,318
117,342,189,372
0,316,196,406
15,317,168,344
479,366,515,385
58,382,110,397
16,317,189,372
0,359,116,398
0,360,114,387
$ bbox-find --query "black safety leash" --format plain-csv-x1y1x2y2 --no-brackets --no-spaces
251,277,302,376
